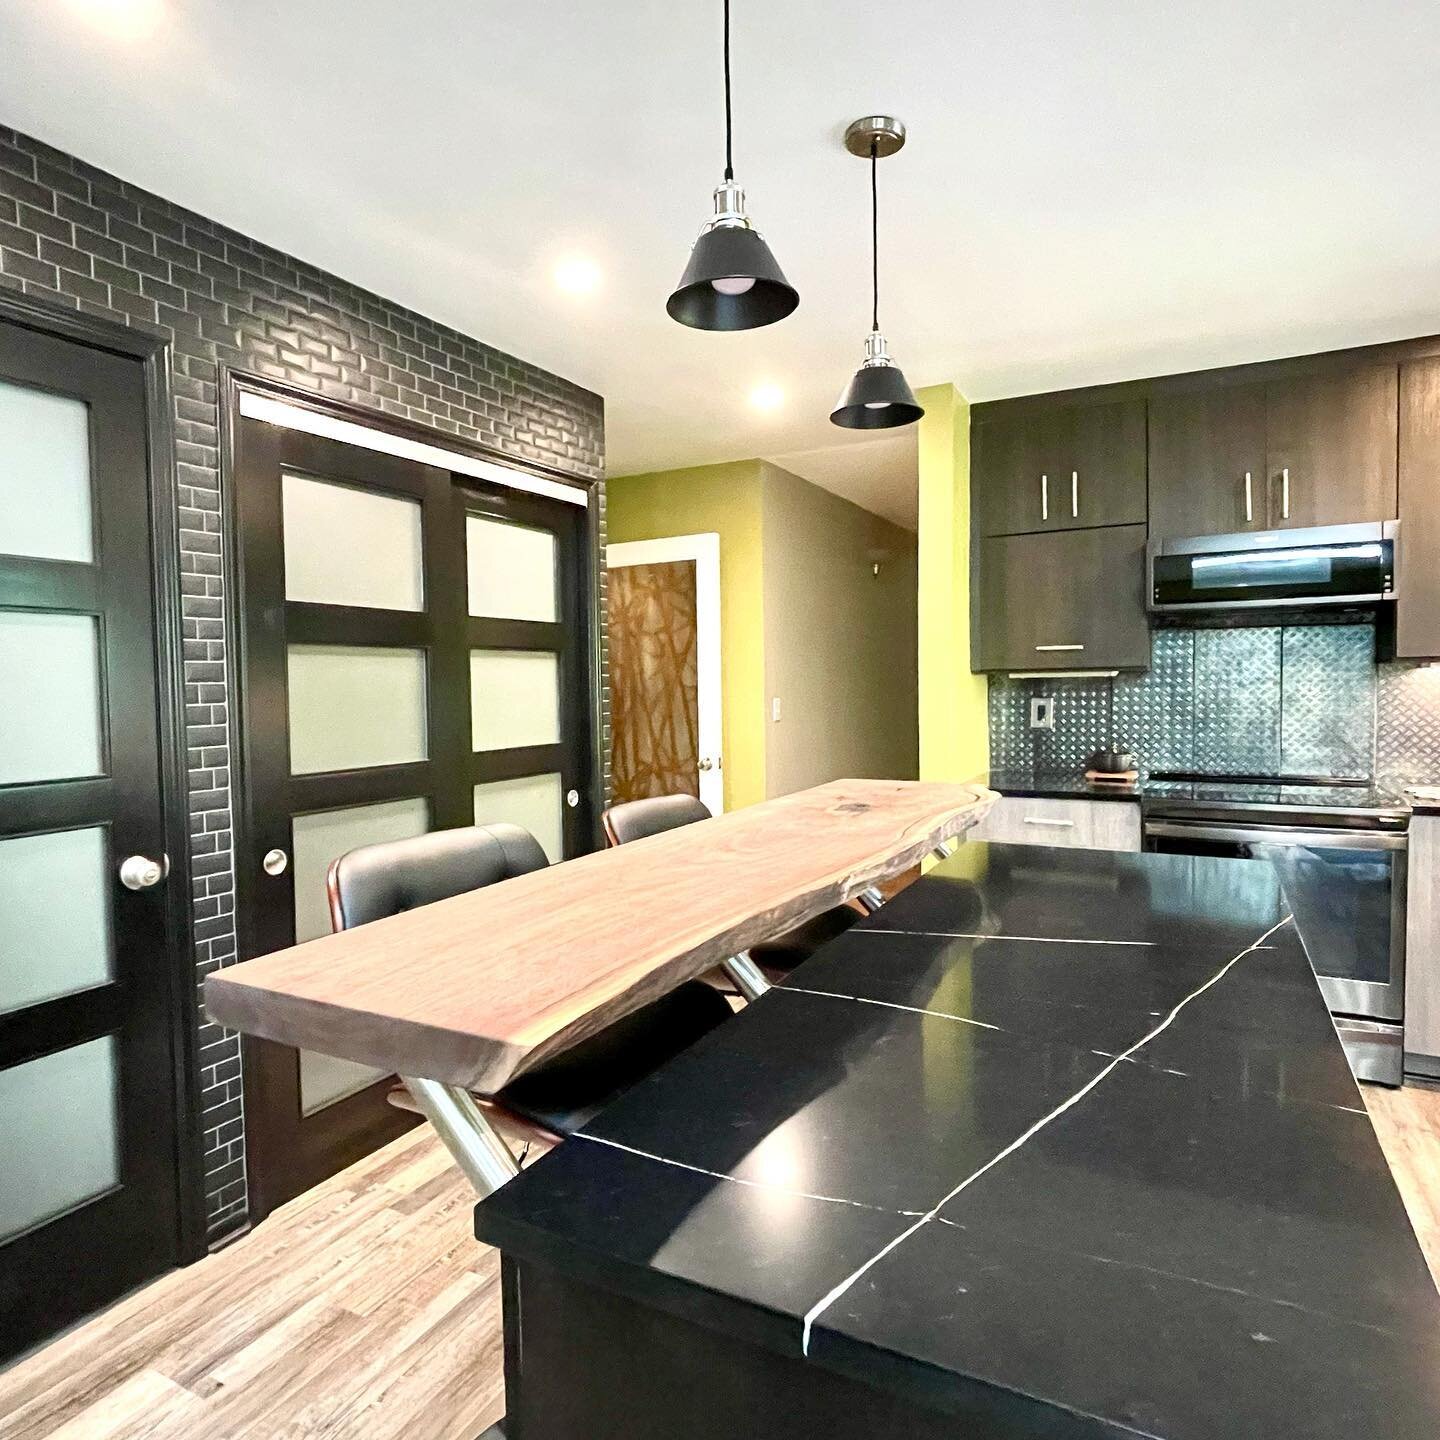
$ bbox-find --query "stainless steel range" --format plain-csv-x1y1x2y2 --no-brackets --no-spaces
1142,772,1409,1086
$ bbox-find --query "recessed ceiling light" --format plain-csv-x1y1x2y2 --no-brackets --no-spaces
67,0,163,38
553,257,601,296
749,383,785,412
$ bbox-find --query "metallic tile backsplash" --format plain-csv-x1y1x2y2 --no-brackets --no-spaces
990,622,1440,785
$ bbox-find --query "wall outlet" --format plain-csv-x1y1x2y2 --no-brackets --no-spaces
1030,696,1056,731
771,696,782,722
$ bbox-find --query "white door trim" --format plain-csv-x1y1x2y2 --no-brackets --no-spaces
607,532,723,814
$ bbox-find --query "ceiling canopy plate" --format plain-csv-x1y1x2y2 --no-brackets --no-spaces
843,115,906,159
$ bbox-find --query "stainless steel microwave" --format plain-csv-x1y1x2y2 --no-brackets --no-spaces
1147,521,1399,612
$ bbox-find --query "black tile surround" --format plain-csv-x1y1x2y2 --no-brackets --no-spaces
0,124,606,1241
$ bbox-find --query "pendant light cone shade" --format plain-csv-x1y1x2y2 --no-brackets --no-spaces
667,0,798,331
831,339,924,429
667,205,799,330
831,117,923,431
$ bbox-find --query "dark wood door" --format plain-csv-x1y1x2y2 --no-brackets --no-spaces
1148,384,1268,539
1264,366,1398,528
972,525,1150,672
0,320,182,1359
1397,358,1440,659
1065,399,1147,530
973,412,1060,536
234,410,594,1219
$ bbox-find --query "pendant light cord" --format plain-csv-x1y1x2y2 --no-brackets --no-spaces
723,0,734,181
870,140,879,333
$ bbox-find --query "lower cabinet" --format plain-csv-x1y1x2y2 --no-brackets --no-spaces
972,524,1150,672
1405,814,1440,1077
969,795,1141,852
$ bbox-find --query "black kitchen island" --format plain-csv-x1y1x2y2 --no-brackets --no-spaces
474,843,1440,1439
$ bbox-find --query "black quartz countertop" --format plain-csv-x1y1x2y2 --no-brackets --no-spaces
474,844,1440,1439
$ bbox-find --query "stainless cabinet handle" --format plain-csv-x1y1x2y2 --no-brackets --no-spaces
1023,817,1076,829
1041,473,1049,521
1035,643,1085,652
1244,471,1253,523
1071,470,1078,518
119,854,166,890
1282,467,1290,519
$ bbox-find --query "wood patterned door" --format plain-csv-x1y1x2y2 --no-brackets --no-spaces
607,533,723,813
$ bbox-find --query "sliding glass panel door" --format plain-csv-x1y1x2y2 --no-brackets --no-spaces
233,407,594,1218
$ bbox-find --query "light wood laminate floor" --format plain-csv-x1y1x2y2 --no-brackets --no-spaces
2,1083,1438,1439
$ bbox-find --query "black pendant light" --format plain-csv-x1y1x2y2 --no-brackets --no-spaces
831,116,924,430
666,0,798,330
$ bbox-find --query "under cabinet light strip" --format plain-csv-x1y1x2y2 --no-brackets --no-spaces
1007,670,1120,680
238,391,590,508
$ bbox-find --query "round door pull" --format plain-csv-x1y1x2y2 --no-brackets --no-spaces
119,855,165,891
565,789,580,809
262,848,289,877
698,758,714,772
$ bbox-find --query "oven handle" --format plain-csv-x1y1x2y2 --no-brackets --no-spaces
1144,819,1408,852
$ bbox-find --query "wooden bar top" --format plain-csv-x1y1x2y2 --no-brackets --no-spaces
205,779,995,1093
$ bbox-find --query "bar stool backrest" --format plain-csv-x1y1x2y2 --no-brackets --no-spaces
327,823,549,932
602,793,711,847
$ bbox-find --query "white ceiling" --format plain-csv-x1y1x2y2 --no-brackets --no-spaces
6,2,1440,524
768,433,917,530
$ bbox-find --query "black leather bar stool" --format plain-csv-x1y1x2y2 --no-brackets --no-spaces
601,794,863,978
326,822,733,1145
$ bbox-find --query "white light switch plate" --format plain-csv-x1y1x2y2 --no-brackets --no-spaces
771,697,782,722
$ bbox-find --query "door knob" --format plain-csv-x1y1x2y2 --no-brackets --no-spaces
119,854,165,891
565,789,580,808
262,848,289,876
698,758,713,772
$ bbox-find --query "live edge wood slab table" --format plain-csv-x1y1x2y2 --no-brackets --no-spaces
205,779,996,1191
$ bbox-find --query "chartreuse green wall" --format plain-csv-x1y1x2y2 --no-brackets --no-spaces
916,383,989,784
605,461,767,811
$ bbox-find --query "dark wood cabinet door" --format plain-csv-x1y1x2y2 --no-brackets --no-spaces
973,413,1055,536
1264,366,1398,528
1066,400,1147,530
1148,385,1267,539
972,525,1150,672
1397,358,1440,659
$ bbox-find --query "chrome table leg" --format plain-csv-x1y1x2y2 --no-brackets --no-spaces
722,950,771,1000
400,1076,521,1198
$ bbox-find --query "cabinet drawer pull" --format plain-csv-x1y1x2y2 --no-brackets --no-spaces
1023,817,1076,829
1071,470,1078,518
1035,643,1085,652
1281,467,1290,519
1041,473,1049,521
1244,471,1253,523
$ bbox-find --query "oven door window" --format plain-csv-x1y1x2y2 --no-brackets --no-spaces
1250,843,1393,986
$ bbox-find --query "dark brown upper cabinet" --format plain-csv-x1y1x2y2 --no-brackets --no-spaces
974,399,1146,537
1264,366,1398,529
971,524,1150,673
1147,365,1398,538
1148,384,1267,539
1397,357,1440,659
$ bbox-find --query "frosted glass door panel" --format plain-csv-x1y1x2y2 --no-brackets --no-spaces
0,611,103,785
470,650,559,751
0,827,112,1015
473,772,564,863
0,1037,120,1243
466,515,557,621
290,797,430,944
287,646,428,774
0,379,93,564
291,797,428,1115
282,474,423,612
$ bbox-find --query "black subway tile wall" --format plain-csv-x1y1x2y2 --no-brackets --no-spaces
990,621,1440,789
0,125,606,1242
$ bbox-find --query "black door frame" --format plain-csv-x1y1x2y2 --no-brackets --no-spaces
219,369,604,1220
0,290,207,1266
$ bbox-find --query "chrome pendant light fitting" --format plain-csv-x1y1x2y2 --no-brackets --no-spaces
830,115,924,429
666,0,799,330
